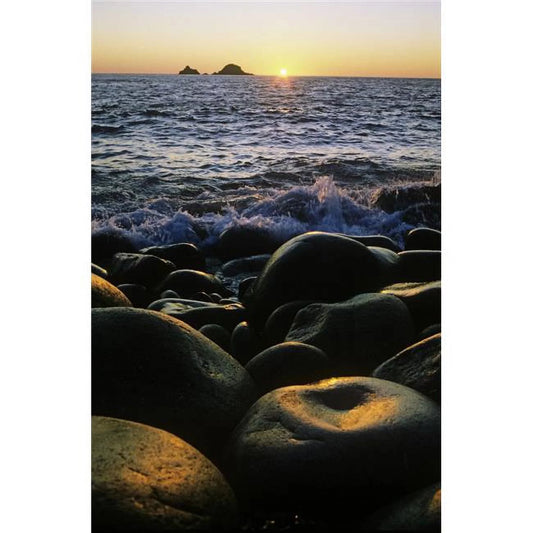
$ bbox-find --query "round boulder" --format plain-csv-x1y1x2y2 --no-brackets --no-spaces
91,263,108,279
92,308,257,457
92,416,238,531
109,253,176,288
286,293,415,376
263,300,316,347
397,251,441,283
225,377,440,517
373,333,441,403
91,273,132,308
230,321,263,365
245,342,330,394
92,229,138,266
140,242,206,271
199,324,232,353
158,270,231,299
405,227,441,251
116,284,151,308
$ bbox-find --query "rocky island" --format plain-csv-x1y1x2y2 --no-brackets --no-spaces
213,63,253,75
178,65,200,75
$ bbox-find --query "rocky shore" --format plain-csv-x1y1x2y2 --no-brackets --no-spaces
91,227,441,531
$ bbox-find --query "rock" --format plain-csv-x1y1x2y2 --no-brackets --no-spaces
91,274,132,308
244,232,383,329
92,308,256,457
372,183,441,214
231,322,262,365
213,63,252,75
263,300,316,347
178,65,200,75
158,269,231,299
92,416,238,531
369,246,401,286
92,229,138,266
217,227,282,260
221,254,271,277
238,277,256,301
405,228,441,251
360,482,441,531
245,342,330,394
343,234,401,253
91,263,108,279
148,298,215,314
116,284,151,308
225,377,440,517
418,323,441,341
373,334,441,403
199,324,232,353
109,253,176,289
191,291,215,303
160,289,180,299
140,243,206,271
380,281,441,333
397,251,441,282
286,293,415,376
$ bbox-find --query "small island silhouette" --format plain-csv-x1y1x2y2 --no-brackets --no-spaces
178,63,253,75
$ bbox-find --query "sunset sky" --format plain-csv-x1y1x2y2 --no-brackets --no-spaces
92,1,440,78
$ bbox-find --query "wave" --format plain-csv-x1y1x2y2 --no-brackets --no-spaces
91,177,440,252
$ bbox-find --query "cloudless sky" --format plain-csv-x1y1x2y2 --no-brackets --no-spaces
92,1,440,77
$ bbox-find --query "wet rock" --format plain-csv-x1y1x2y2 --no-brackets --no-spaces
238,277,256,301
158,269,231,299
372,183,441,214
91,263,108,279
397,251,441,282
418,323,441,341
286,293,415,376
263,301,316,347
109,253,176,289
217,227,283,260
231,321,262,365
244,232,383,329
148,298,214,314
199,324,232,353
92,416,238,531
140,243,206,271
92,229,138,266
92,308,256,457
191,291,215,303
405,228,441,251
160,289,180,299
343,234,401,253
369,246,401,286
360,482,441,531
225,377,440,517
373,334,441,403
116,283,151,308
381,281,441,332
245,342,330,394
91,274,132,308
221,254,271,277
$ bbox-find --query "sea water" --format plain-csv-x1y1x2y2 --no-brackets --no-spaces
92,75,440,248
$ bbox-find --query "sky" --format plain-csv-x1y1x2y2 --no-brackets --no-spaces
92,1,440,78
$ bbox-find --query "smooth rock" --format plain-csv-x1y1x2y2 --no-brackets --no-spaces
221,255,271,277
116,284,151,308
225,377,440,516
91,273,132,308
92,416,238,531
369,246,401,286
397,251,441,282
373,334,441,403
160,289,180,299
245,342,330,394
244,232,383,329
418,323,441,341
158,302,246,331
231,321,262,365
91,263,108,279
381,281,441,332
140,243,206,271
360,482,441,531
92,229,138,266
158,269,231,298
199,324,232,353
263,300,316,347
344,234,401,253
238,277,256,301
405,228,441,251
217,227,283,260
109,253,176,288
286,293,415,376
92,308,256,456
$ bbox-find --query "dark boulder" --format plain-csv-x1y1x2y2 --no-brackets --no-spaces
405,227,441,251
343,234,401,253
225,377,440,517
199,324,232,353
140,243,206,271
263,300,316,347
92,229,138,266
109,253,176,288
372,183,441,214
217,227,283,260
286,293,415,376
418,323,441,341
373,333,441,403
92,416,238,531
245,342,330,394
221,254,271,277
91,274,132,308
92,308,257,457
158,269,231,298
397,251,441,282
231,321,263,365
238,277,256,302
91,263,108,279
116,283,152,308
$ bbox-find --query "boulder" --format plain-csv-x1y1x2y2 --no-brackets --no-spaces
91,273,132,308
199,324,232,353
109,253,176,288
286,293,415,376
225,377,440,516
343,234,401,253
373,334,441,403
92,229,138,266
397,251,441,282
116,283,152,308
369,246,401,286
360,482,441,531
244,232,383,329
91,263,108,279
418,323,441,341
405,228,441,251
231,322,262,365
221,254,271,277
158,270,231,299
92,308,256,457
238,277,256,301
263,300,316,347
245,342,330,394
380,281,441,332
140,243,206,271
92,416,238,531
217,227,282,260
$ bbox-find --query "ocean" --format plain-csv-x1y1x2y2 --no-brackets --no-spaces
92,74,440,250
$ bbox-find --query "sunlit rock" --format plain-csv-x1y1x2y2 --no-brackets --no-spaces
91,273,132,308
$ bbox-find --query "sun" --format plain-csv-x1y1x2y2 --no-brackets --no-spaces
279,68,288,77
